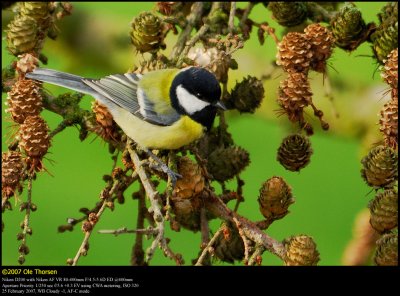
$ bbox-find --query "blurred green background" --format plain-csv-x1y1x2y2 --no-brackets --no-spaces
2,2,388,266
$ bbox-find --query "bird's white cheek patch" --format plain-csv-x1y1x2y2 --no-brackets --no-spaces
176,85,210,114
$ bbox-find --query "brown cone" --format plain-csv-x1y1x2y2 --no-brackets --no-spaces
361,145,398,189
214,222,245,264
379,97,398,149
283,235,320,266
171,157,205,232
19,115,50,172
368,189,398,233
304,23,335,73
173,156,205,200
207,146,250,182
7,79,43,124
258,176,295,221
277,134,313,172
374,233,398,266
276,32,313,73
2,151,24,198
229,76,265,113
278,72,313,121
91,101,120,142
381,48,398,90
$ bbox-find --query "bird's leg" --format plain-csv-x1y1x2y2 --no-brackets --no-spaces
144,149,182,187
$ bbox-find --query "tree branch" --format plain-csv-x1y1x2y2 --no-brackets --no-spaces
131,185,147,266
306,2,336,23
170,2,204,62
127,139,182,265
228,2,236,34
204,190,286,260
70,179,119,266
98,226,158,236
195,227,223,266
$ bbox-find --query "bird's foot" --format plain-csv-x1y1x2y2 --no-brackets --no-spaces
145,149,182,187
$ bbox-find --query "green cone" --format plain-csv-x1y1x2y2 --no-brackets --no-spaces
330,3,367,51
229,76,265,113
207,146,250,182
371,2,398,63
130,12,165,53
268,2,308,27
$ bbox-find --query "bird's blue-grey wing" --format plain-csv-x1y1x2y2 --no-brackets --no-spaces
83,74,180,126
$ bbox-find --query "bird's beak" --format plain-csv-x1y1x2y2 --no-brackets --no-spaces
214,101,227,111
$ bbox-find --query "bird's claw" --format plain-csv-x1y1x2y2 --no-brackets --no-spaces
166,169,182,188
144,149,182,187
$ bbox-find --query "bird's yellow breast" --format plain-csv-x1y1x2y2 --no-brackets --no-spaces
114,107,204,149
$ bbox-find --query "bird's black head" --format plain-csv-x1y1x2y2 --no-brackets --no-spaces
170,67,224,130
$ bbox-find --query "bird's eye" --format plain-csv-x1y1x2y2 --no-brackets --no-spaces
196,93,201,97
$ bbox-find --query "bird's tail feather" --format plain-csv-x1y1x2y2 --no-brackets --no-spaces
25,68,95,95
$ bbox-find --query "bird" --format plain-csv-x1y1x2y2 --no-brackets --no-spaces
26,66,225,184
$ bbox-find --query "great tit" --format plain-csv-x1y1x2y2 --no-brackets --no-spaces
26,67,225,182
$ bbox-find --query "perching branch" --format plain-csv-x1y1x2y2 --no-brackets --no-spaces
127,139,182,265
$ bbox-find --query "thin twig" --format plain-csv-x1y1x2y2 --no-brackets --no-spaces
200,207,210,248
306,2,336,23
177,24,210,67
248,245,265,266
195,227,224,266
131,184,147,265
323,71,339,119
255,219,273,230
238,2,255,39
233,216,251,265
170,2,204,62
240,2,254,27
259,23,279,45
71,180,119,266
233,175,244,212
228,2,236,34
165,151,177,221
49,119,71,138
19,174,33,262
98,226,158,236
59,171,137,233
